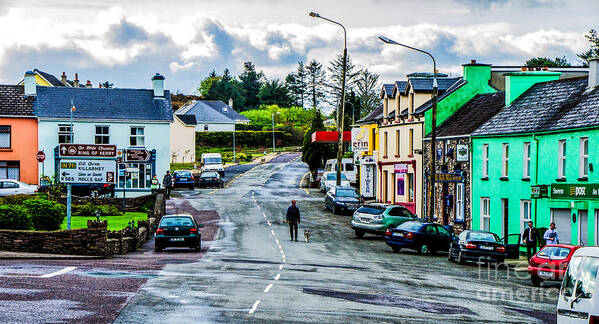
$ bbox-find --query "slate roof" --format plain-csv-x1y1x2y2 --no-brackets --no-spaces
409,77,461,93
425,91,505,138
32,69,85,87
34,87,173,121
0,85,36,116
356,104,383,124
176,114,197,126
473,77,598,136
176,100,249,124
381,84,394,98
413,78,466,115
393,81,408,96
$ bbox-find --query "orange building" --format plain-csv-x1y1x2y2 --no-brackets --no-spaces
0,84,38,184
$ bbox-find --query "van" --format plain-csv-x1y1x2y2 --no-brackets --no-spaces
556,247,599,323
324,158,356,184
201,153,224,176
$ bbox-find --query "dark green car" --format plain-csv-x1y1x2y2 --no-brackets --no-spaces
154,214,204,252
351,204,418,238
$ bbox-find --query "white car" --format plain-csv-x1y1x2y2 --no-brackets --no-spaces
319,172,350,192
557,247,599,323
0,180,38,196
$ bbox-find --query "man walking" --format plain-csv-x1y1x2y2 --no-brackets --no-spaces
543,222,560,245
163,171,174,199
286,200,300,241
522,221,539,260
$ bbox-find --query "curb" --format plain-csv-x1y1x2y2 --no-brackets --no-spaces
0,251,106,260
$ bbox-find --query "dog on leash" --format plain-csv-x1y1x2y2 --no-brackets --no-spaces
304,229,311,243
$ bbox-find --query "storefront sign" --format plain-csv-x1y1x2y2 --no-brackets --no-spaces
394,163,408,173
456,145,468,162
531,185,549,198
430,172,465,182
59,159,116,184
59,144,117,158
397,174,405,195
351,128,369,153
360,164,375,198
551,183,599,200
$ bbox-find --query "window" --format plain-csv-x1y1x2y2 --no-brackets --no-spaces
523,142,530,179
407,173,414,202
456,183,464,221
501,143,509,178
95,126,109,144
384,98,388,116
0,126,10,149
371,128,376,151
130,127,145,146
118,163,152,189
409,93,414,115
408,129,414,156
520,200,531,235
481,197,490,231
204,125,208,131
395,130,400,156
580,137,588,178
482,144,489,178
383,131,388,157
0,161,19,180
58,124,73,144
558,139,566,179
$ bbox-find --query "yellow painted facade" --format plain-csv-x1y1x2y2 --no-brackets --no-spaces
34,74,52,86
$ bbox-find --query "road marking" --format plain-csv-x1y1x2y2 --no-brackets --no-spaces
257,205,261,210
279,265,283,270
208,190,217,194
40,266,77,278
304,188,310,195
248,300,260,314
267,220,271,226
271,230,275,236
264,283,274,293
274,273,280,281
281,254,286,259
275,239,279,245
263,212,267,218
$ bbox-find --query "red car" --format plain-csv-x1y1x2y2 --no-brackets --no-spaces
528,244,581,286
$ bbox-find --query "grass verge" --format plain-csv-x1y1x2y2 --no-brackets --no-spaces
61,212,148,231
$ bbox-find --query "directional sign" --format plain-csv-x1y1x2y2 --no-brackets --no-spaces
59,159,116,184
59,144,117,158
126,148,150,162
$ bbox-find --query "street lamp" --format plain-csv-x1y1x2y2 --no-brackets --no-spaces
310,11,347,186
272,112,281,153
378,35,438,222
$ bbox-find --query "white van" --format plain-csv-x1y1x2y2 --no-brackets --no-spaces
201,153,225,176
557,247,599,323
324,158,356,184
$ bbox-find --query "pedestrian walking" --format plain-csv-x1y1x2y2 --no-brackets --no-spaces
150,175,160,195
522,221,539,260
543,222,560,245
163,171,174,199
286,200,300,241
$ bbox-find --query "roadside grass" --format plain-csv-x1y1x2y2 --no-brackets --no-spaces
61,212,148,231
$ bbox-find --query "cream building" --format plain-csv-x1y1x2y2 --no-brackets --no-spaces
169,115,197,164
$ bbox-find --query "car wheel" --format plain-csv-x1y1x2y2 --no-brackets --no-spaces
90,189,99,198
448,249,454,262
392,246,401,253
419,244,431,255
154,244,162,252
332,205,338,214
457,251,465,264
531,275,542,287
354,230,365,239
193,241,201,252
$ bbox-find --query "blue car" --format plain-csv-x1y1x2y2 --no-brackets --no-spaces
173,170,195,189
385,221,453,255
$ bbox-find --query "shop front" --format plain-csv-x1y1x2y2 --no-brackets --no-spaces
358,155,377,199
116,149,157,195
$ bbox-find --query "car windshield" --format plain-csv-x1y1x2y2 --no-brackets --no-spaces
160,217,194,227
357,206,385,215
398,221,423,231
204,157,222,164
538,246,571,260
336,189,357,197
176,171,192,177
201,172,219,178
468,232,498,242
561,256,599,299
326,173,348,181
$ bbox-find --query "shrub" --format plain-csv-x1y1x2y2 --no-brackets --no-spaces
0,194,37,205
0,205,31,230
23,199,66,231
72,203,122,216
139,200,155,213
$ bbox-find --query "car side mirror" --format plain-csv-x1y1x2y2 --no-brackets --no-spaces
198,224,205,228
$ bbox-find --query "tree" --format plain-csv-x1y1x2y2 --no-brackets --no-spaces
525,57,571,67
344,90,361,130
201,69,246,111
198,70,220,96
354,69,381,118
258,79,293,107
304,59,327,109
101,81,114,88
285,61,307,108
326,53,359,107
239,62,264,110
301,109,335,172
577,29,599,66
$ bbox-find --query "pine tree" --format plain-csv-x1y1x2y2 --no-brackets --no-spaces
258,79,293,107
577,29,599,66
354,69,381,117
304,59,326,109
326,53,359,107
285,61,307,108
239,62,264,110
302,109,334,172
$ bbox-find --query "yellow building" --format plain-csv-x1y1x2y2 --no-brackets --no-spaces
17,69,91,88
353,104,383,199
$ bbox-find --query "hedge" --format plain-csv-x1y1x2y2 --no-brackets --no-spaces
23,199,66,231
0,205,31,230
196,130,302,148
72,203,122,217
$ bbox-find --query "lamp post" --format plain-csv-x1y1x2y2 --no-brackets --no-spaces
378,36,438,222
272,112,281,153
310,11,347,186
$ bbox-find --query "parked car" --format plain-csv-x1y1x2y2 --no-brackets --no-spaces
0,180,38,196
320,172,350,192
324,186,363,214
385,221,453,255
325,158,356,184
448,230,506,265
351,204,418,239
556,247,599,323
154,214,204,252
173,170,195,189
197,171,224,188
528,244,581,287
201,153,225,176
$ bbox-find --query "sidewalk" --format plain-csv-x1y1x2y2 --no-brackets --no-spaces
0,250,105,260
505,256,529,271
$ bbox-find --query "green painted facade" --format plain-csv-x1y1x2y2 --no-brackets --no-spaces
424,64,496,135
505,72,560,106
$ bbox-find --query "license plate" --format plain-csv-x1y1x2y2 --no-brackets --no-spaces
538,270,553,278
479,245,494,250
181,178,187,181
392,232,404,237
359,217,371,223
170,238,184,241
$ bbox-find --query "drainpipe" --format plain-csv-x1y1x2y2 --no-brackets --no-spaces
533,134,539,225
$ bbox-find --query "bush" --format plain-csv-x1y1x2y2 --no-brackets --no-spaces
0,205,31,230
72,203,122,216
196,130,300,148
138,200,155,213
23,199,66,231
0,194,37,206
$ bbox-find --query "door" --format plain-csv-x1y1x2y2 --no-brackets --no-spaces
552,209,572,244
579,210,588,246
501,199,509,243
383,170,388,203
423,225,439,250
391,173,396,204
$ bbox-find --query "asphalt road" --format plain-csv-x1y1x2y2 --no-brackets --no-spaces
114,153,557,324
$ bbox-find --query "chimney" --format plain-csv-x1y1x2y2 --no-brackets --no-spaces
74,73,79,87
228,98,233,108
61,72,67,86
589,57,599,88
86,80,92,88
24,71,36,96
504,70,560,106
151,73,165,97
99,82,102,88
462,59,491,85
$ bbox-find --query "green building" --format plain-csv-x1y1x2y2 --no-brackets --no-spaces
471,59,599,246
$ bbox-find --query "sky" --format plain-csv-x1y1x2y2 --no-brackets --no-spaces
0,0,596,94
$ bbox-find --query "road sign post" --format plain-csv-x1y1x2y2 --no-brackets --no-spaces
66,184,72,230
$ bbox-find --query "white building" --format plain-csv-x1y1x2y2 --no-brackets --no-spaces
174,100,249,133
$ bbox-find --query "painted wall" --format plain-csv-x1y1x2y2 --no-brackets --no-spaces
170,117,196,163
195,123,235,132
0,117,38,184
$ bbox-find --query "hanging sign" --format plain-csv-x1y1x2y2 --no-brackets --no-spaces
351,128,369,153
456,145,468,161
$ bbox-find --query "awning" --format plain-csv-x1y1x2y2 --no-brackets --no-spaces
311,131,351,143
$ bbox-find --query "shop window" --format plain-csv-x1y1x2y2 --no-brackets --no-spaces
482,144,489,178
0,161,19,180
520,200,531,236
118,163,152,189
0,126,10,149
558,139,566,179
580,137,588,178
130,127,145,146
456,183,464,221
95,126,110,144
523,142,530,179
481,197,490,231
501,143,509,178
407,173,414,202
58,124,73,144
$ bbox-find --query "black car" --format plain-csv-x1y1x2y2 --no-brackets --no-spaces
448,230,506,264
197,171,224,188
154,214,204,252
324,186,363,214
385,221,453,255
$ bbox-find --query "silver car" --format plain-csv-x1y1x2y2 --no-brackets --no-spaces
0,180,38,196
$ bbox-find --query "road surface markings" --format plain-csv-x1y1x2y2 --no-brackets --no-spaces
264,283,274,293
275,239,279,245
304,188,310,195
248,300,260,314
257,205,261,210
271,230,276,236
279,265,283,270
274,273,281,281
208,190,217,194
266,220,271,226
40,266,77,278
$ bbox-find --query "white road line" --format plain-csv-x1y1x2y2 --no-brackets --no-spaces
263,212,267,218
279,265,283,270
248,300,260,314
267,220,271,226
264,283,274,293
257,205,261,210
271,230,275,236
281,254,286,259
40,266,76,278
275,239,279,245
274,273,281,281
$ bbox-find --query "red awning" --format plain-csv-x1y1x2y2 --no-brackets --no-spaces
311,131,351,143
